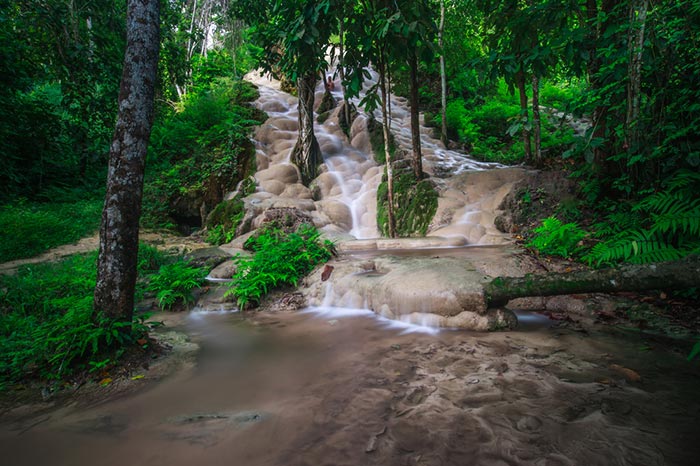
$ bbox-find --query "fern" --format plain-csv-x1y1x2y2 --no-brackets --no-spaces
527,217,587,258
585,169,700,266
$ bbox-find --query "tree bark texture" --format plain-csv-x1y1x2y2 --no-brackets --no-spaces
379,55,397,238
94,0,159,322
291,72,322,186
515,69,532,162
532,73,542,165
339,18,351,130
485,255,700,308
625,0,648,154
409,51,423,179
585,0,616,172
439,0,447,146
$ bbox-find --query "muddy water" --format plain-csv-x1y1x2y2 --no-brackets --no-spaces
2,308,699,466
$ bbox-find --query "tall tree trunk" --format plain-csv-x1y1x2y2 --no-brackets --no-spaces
291,72,322,186
94,0,160,323
409,51,423,179
439,0,447,146
379,54,396,238
625,0,648,156
339,17,351,131
585,0,616,173
532,73,542,165
515,69,532,162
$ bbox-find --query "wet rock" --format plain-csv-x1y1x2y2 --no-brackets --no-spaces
515,415,543,432
255,163,300,185
609,364,642,383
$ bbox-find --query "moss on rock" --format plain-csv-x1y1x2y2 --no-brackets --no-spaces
205,197,245,245
316,89,336,116
377,167,438,237
367,116,396,165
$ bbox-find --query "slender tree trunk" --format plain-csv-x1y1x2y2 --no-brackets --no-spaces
532,73,542,165
291,72,322,186
379,54,396,238
94,0,160,323
409,51,423,179
585,0,616,173
625,0,648,156
439,0,447,146
515,69,532,162
339,17,351,131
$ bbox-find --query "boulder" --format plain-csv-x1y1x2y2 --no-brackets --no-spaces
255,164,300,185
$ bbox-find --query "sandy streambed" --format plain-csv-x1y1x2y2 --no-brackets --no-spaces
1,306,699,466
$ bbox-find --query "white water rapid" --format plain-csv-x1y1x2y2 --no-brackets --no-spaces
242,70,522,246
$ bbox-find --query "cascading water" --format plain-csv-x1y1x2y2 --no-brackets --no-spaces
243,70,528,328
244,72,382,240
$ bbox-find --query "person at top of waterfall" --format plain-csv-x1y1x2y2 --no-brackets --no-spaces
326,75,335,91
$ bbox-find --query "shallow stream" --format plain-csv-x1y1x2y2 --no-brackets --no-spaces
2,307,699,466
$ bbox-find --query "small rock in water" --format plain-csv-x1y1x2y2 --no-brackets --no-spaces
321,264,334,281
609,364,642,383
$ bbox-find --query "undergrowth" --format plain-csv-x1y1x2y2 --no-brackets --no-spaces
226,224,334,309
0,244,206,389
444,79,576,164
0,198,103,262
526,170,700,267
142,78,265,229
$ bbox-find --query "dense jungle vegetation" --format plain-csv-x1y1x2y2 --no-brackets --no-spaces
1,0,699,388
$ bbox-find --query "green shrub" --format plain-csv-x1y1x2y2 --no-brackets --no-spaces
443,78,577,164
147,259,208,310
0,252,155,386
0,198,102,262
527,216,587,258
205,198,246,245
583,170,700,266
0,245,201,388
142,78,266,229
226,225,334,309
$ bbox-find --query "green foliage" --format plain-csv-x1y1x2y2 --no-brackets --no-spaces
583,170,700,266
0,198,102,262
0,252,150,386
0,244,200,387
205,198,246,246
142,79,265,228
0,1,124,202
443,80,576,164
527,217,587,258
147,260,208,310
689,340,700,362
226,225,334,309
377,168,438,238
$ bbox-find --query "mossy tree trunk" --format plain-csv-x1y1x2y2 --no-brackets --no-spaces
291,72,322,186
515,69,532,163
94,0,159,323
378,52,397,238
409,50,423,179
485,256,700,308
439,0,447,146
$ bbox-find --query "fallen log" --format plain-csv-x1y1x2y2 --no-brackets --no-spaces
484,255,700,308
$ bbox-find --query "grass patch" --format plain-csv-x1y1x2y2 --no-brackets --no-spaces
0,198,103,263
0,244,206,390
